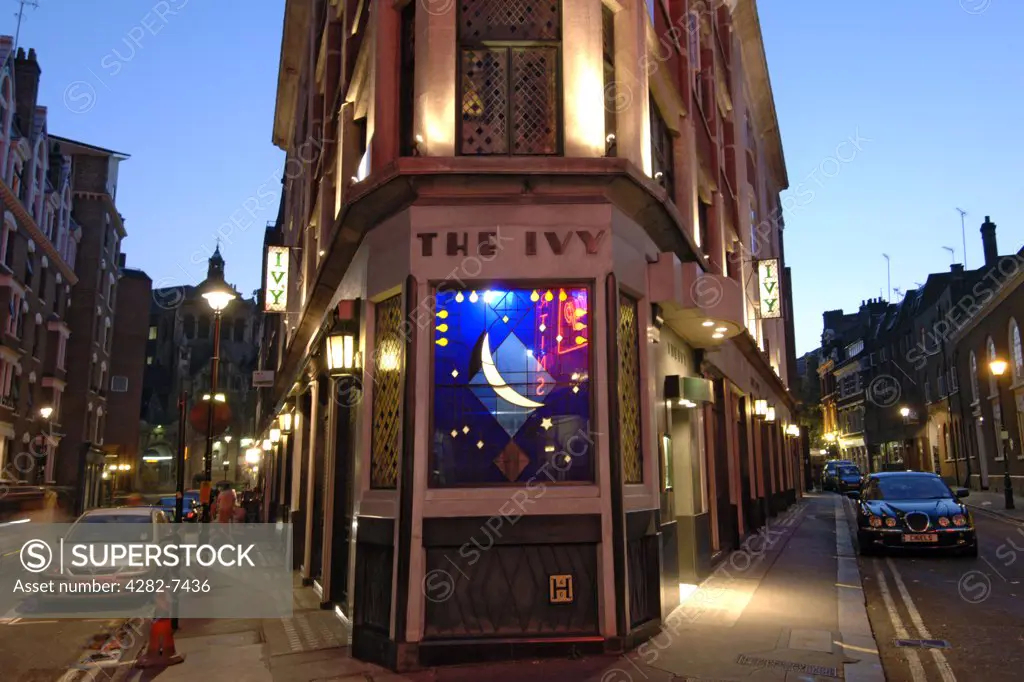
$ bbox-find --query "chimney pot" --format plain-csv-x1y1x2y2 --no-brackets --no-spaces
981,216,998,268
27,48,36,61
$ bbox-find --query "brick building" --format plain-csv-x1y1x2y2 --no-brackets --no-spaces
950,218,1024,495
0,40,80,482
104,262,151,475
52,136,130,502
139,248,260,491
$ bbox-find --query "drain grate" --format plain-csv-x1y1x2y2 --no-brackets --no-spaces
894,638,950,649
736,654,840,678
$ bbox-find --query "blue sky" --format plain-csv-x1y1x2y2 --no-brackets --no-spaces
13,2,1023,355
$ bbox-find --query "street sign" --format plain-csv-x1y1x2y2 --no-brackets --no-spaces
252,370,274,388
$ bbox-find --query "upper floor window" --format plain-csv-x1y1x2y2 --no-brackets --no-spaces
1011,318,1023,380
649,96,674,201
970,351,979,402
459,0,561,156
987,336,998,396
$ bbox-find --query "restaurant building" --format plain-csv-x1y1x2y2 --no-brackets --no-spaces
260,0,799,670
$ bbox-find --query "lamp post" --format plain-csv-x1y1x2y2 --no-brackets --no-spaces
989,358,1014,510
199,280,236,523
36,405,54,484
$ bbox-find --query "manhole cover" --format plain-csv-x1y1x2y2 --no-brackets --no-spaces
894,639,950,649
736,655,840,678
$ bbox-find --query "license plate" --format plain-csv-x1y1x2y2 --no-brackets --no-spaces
903,533,938,543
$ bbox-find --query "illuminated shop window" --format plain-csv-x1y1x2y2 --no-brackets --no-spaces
432,286,593,486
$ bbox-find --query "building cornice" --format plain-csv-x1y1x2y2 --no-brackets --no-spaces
0,180,78,285
272,0,312,149
732,0,788,190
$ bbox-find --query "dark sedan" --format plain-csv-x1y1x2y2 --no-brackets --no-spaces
835,464,863,493
849,471,977,557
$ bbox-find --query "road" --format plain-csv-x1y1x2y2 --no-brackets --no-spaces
857,501,1024,682
0,616,128,681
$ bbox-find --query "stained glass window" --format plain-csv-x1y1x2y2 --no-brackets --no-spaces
432,286,593,486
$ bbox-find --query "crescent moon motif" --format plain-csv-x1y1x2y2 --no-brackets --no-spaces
480,333,544,409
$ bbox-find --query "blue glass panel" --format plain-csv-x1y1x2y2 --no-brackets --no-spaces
432,286,593,485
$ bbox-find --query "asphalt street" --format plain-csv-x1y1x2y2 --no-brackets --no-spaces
857,500,1024,682
0,616,125,681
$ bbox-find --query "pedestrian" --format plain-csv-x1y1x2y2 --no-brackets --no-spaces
215,485,237,523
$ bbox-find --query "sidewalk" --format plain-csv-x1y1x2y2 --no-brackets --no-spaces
77,495,882,681
963,487,1024,524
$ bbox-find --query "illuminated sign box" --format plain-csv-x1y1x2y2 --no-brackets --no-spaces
757,259,781,319
265,246,288,313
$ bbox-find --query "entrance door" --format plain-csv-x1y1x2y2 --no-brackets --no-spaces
310,380,327,584
329,398,355,607
712,379,736,552
736,397,753,537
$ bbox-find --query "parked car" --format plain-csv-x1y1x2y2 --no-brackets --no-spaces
835,464,863,493
848,471,977,557
40,506,172,597
156,494,201,522
822,459,855,491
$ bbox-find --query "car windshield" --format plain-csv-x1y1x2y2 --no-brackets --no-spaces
839,466,860,477
868,476,953,500
66,515,152,543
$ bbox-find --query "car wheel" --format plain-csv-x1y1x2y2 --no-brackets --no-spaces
960,544,978,558
857,533,878,556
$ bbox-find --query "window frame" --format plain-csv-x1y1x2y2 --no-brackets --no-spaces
427,279,597,488
456,0,564,157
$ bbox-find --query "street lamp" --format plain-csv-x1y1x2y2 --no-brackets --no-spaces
899,406,910,418
39,406,53,420
198,273,237,523
989,358,1014,510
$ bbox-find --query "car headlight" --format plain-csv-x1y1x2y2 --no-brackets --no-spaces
938,516,950,528
885,517,897,528
952,514,967,527
869,516,882,528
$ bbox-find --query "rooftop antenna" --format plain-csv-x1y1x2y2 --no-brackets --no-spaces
943,246,955,264
13,0,39,52
914,282,924,288
882,254,891,302
893,287,904,299
956,208,968,268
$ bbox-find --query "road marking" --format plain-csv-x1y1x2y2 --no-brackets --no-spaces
875,566,928,682
981,555,1008,582
885,558,957,682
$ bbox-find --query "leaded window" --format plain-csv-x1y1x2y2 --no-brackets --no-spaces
371,295,404,489
431,286,593,486
618,294,642,483
459,0,561,155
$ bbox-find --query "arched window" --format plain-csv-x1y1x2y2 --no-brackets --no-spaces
184,314,195,340
234,318,246,342
198,316,210,340
1011,318,1023,380
970,351,979,402
987,337,998,396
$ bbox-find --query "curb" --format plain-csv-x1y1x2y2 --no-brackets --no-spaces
966,502,1024,526
834,495,885,682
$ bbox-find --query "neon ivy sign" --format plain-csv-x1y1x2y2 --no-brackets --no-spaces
264,246,288,313
757,259,781,319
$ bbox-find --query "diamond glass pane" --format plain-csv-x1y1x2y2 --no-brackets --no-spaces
618,294,642,484
511,48,558,155
461,49,509,155
432,287,593,486
371,295,403,489
460,0,560,41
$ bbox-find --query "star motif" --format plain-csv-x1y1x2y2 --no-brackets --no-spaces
463,426,470,434
541,418,553,430
476,440,484,449
450,429,457,438
451,369,459,378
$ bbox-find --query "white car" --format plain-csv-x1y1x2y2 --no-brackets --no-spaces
42,506,172,593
